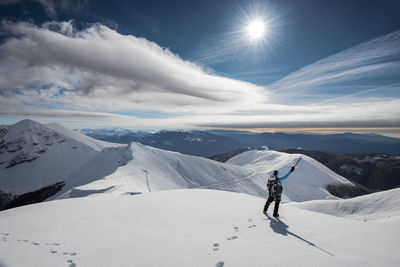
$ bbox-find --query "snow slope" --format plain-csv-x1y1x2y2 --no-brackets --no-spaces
1,119,354,205
295,188,400,226
52,142,352,202
0,189,399,267
0,120,120,195
51,142,264,200
227,149,352,201
2,120,351,203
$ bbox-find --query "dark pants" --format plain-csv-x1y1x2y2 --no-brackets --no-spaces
263,194,281,215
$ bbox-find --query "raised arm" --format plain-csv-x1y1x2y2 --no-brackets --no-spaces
278,171,292,182
278,166,295,182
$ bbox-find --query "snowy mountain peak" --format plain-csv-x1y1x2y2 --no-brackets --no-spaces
9,118,40,129
4,119,64,143
0,120,67,169
0,119,121,195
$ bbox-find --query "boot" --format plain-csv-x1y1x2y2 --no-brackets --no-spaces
273,199,280,217
263,204,269,214
263,196,273,214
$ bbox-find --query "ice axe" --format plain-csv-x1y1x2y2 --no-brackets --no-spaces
290,157,302,172
294,157,302,167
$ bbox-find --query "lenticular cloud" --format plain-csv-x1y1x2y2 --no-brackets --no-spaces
0,21,268,112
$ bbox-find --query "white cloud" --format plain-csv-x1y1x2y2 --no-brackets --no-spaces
270,31,400,101
0,21,269,114
0,21,399,130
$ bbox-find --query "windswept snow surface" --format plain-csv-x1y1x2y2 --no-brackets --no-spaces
0,120,120,194
53,142,353,201
227,149,352,201
0,189,399,267
52,142,265,199
295,188,400,226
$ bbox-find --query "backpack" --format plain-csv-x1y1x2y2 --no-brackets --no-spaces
267,175,283,197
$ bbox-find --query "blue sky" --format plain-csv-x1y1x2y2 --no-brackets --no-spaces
0,0,399,136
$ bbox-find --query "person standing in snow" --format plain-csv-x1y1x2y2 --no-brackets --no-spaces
263,166,295,217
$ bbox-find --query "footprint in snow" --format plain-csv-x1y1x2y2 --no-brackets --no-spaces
216,261,224,267
227,236,238,241
63,252,77,256
50,249,57,254
233,226,239,232
66,259,76,267
46,243,60,246
213,243,219,251
31,242,40,245
1,234,8,241
248,225,257,229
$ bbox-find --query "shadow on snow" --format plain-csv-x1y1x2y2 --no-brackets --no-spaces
265,214,335,257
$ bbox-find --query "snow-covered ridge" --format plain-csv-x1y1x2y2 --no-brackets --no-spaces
227,149,352,202
294,188,400,225
2,119,352,203
0,120,121,195
52,141,352,202
51,142,261,199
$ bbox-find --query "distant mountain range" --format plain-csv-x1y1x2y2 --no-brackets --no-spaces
78,128,248,157
79,128,400,157
76,128,149,142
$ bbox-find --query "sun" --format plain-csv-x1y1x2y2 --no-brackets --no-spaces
247,19,266,40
